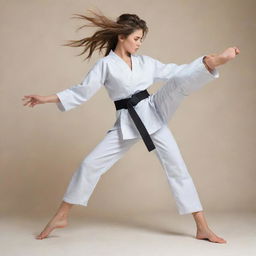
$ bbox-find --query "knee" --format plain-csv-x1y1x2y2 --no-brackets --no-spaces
80,157,96,172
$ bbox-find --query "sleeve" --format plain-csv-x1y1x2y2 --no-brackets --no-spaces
149,55,220,96
55,58,107,112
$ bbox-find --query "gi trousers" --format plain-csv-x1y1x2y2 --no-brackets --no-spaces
62,123,203,215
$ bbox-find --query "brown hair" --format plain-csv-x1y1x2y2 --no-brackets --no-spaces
62,8,148,61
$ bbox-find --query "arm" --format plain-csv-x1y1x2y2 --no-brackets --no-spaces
56,58,107,112
22,58,107,109
46,94,60,103
22,94,59,108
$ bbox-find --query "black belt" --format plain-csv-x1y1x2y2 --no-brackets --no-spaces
114,90,156,152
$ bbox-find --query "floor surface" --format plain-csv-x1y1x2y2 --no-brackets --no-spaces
1,211,255,256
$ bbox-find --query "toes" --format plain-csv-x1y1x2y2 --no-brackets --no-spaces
211,237,227,243
197,235,227,243
36,231,48,240
36,234,44,239
218,238,227,243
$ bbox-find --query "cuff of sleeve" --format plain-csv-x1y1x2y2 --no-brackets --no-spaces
56,91,68,112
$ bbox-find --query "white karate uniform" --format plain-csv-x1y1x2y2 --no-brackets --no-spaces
55,49,219,214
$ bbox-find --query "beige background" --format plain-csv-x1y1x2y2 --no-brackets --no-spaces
1,0,255,220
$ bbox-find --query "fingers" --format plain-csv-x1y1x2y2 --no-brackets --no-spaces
23,100,31,107
22,98,32,106
22,95,37,107
22,95,34,100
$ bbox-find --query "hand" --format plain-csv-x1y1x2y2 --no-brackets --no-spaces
22,95,47,108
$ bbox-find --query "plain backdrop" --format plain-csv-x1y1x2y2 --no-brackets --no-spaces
0,0,255,219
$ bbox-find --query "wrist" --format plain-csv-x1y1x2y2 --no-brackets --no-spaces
45,95,59,103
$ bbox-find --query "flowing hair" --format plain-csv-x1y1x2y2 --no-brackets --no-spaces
61,8,148,61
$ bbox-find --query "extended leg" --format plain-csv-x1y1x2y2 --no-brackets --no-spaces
151,55,219,125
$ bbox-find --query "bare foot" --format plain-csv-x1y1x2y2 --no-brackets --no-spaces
196,227,227,243
36,213,68,240
217,46,240,64
205,46,240,69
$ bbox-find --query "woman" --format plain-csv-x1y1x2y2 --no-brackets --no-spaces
22,10,240,242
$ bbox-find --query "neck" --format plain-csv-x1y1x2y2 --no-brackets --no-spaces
114,47,131,59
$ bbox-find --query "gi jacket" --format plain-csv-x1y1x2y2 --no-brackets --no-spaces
56,50,219,139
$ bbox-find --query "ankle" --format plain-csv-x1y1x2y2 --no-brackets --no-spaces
196,224,209,231
55,211,69,219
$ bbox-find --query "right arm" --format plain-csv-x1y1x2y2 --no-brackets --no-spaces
22,58,106,110
22,94,60,108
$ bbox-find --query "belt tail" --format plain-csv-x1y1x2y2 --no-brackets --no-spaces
127,103,155,152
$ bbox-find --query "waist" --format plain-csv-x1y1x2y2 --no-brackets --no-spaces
114,90,150,110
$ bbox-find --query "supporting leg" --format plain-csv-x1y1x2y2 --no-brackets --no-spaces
36,128,139,240
62,128,139,206
150,125,227,243
151,124,203,215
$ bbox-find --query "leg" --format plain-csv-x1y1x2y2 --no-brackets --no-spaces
36,128,139,240
151,125,226,243
151,53,220,125
203,46,240,70
151,77,186,125
152,46,240,126
193,211,227,243
62,128,139,205
150,124,203,215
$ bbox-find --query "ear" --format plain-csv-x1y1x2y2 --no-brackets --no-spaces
118,34,126,42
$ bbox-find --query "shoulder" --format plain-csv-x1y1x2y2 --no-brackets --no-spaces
92,55,115,68
88,56,109,71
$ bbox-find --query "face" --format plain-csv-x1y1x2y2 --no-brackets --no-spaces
118,29,144,54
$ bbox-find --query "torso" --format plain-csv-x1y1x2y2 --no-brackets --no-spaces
113,50,133,71
124,58,132,70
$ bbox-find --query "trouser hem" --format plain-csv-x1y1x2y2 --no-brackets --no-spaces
63,197,88,206
178,207,203,215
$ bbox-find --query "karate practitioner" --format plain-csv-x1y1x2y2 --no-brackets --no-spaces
22,10,240,241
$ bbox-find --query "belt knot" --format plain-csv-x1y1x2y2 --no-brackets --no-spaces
113,89,156,152
127,95,140,107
